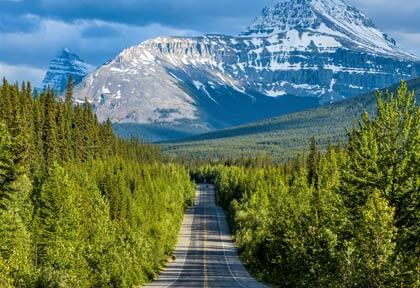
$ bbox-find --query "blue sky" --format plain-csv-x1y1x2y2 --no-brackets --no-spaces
1,0,420,86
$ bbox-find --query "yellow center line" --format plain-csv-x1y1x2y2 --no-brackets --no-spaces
203,189,208,288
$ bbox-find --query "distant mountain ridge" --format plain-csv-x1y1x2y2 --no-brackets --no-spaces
72,0,419,139
42,48,92,93
162,78,420,160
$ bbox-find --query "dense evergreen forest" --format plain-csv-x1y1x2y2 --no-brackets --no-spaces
192,83,419,287
1,76,418,288
0,78,195,287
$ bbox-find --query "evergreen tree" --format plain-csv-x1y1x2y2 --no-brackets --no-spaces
31,94,45,175
0,78,12,126
355,189,397,287
307,136,320,188
0,123,16,205
66,165,115,286
0,78,195,287
63,77,75,162
33,164,90,287
65,75,73,106
9,83,31,171
343,82,419,283
0,255,13,288
0,123,33,286
42,89,58,166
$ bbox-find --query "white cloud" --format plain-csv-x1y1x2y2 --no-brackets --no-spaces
0,17,201,68
0,0,419,77
0,61,45,87
0,18,202,86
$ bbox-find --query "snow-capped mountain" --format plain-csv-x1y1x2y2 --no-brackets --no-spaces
242,0,413,59
42,48,92,93
73,0,420,136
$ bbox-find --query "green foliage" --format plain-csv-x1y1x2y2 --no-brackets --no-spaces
0,255,13,288
356,189,396,287
34,164,91,287
0,123,16,205
81,158,195,285
342,82,420,286
0,78,195,287
0,123,33,287
163,78,420,161
307,136,320,187
196,82,419,287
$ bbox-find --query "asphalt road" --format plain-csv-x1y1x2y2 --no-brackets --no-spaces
144,184,266,288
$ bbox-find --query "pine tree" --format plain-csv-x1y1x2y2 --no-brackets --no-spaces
0,123,16,205
307,136,320,188
99,118,115,157
42,89,58,166
343,81,419,285
0,78,191,287
306,146,348,286
33,164,90,287
31,94,45,175
355,189,396,287
65,75,73,106
0,255,13,288
0,78,12,125
21,82,36,175
63,77,75,161
56,105,72,163
9,83,31,172
66,165,115,286
82,98,96,160
0,123,33,286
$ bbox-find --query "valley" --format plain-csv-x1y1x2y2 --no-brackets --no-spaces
0,0,419,287
162,78,420,160
46,0,419,140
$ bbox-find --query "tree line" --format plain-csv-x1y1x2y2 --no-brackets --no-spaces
0,78,195,287
192,82,419,287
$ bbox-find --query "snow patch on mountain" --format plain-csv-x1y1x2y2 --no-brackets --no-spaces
72,0,420,131
241,0,418,61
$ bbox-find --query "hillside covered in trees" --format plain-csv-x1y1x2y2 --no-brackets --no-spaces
0,76,418,288
164,78,420,161
0,78,195,287
192,83,419,287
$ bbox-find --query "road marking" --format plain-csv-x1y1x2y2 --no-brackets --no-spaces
203,188,209,288
160,187,199,288
216,202,249,288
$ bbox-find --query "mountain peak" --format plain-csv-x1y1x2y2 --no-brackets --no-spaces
42,49,92,93
242,0,375,36
56,48,83,62
71,0,419,138
240,0,417,61
61,47,71,55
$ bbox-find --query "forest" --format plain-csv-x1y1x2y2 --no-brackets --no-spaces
0,78,195,287
192,82,419,287
0,76,418,288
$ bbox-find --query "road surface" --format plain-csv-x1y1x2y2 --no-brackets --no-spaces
144,184,266,288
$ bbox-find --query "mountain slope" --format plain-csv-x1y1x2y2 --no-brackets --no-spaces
242,0,414,59
73,0,419,139
42,48,92,93
162,78,420,160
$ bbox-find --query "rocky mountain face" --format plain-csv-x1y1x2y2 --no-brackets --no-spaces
73,0,420,139
42,48,91,93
